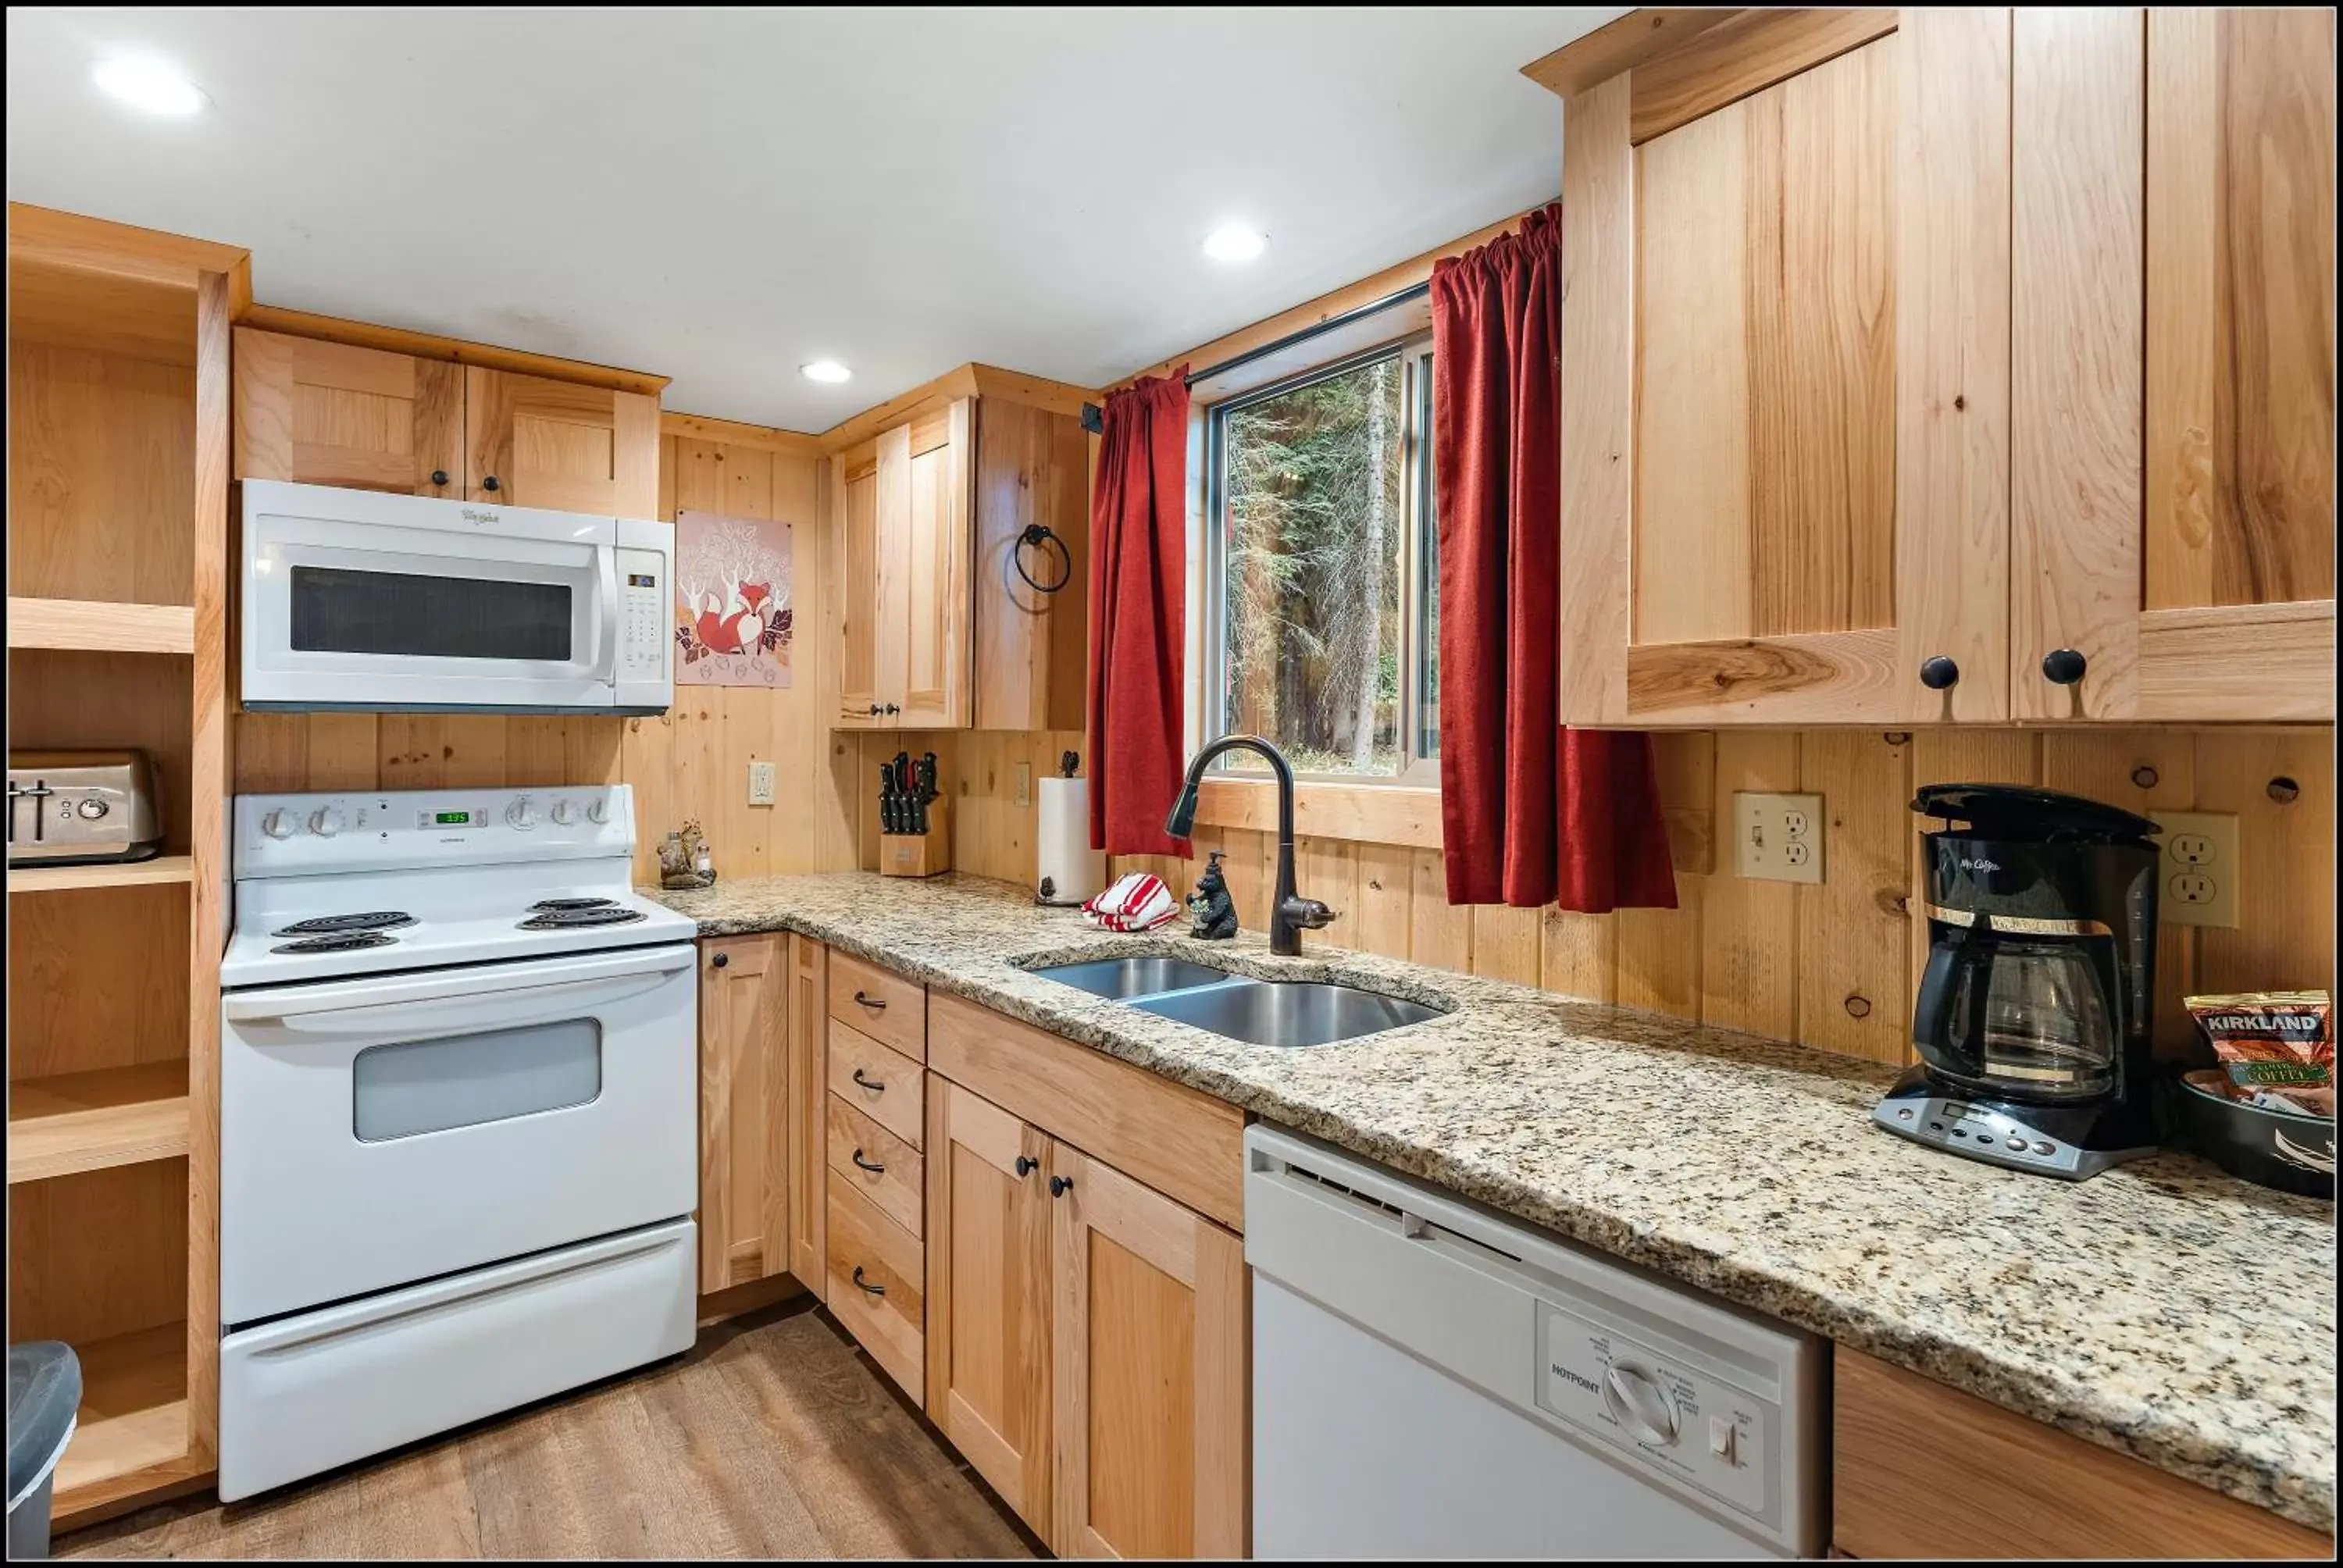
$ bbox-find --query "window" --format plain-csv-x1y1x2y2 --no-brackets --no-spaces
1205,337,1439,782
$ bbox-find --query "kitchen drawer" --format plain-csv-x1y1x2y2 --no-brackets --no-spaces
826,1180,925,1403
826,1094,924,1238
829,950,926,1063
828,1019,926,1149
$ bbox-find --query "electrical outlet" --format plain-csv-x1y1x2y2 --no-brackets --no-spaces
1734,792,1825,884
747,760,777,807
1014,761,1032,809
2150,811,2239,928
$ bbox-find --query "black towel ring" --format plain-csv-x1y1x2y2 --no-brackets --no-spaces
1015,523,1072,594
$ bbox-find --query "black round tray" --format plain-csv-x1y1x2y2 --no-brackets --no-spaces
2175,1075,2334,1200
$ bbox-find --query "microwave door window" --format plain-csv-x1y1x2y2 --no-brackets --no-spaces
290,565,574,661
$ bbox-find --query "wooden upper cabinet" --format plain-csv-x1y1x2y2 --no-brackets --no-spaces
1560,11,2015,725
464,366,660,519
2013,6,2334,722
925,1080,1055,1544
900,400,973,728
697,933,790,1295
973,398,1089,731
232,327,463,496
1050,1145,1246,1561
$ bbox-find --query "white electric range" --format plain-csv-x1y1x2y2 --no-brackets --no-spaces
216,784,699,1502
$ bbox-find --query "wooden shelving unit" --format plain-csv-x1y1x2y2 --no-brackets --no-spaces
7,854,194,894
9,1061,191,1184
9,201,244,1529
6,597,197,654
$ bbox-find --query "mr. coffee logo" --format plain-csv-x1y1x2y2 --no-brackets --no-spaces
1958,857,2001,873
462,508,501,526
1552,1363,1600,1394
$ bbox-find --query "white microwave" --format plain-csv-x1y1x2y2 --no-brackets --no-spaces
241,479,672,715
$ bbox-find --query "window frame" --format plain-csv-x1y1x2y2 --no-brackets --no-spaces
1200,330,1440,787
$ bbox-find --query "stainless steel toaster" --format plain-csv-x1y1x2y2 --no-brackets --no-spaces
6,750,164,866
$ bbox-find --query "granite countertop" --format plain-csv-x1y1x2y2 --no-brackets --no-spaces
650,871,2337,1531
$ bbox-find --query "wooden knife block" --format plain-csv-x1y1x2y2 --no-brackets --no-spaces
879,796,950,878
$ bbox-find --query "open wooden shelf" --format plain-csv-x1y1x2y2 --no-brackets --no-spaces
5,597,196,655
7,855,193,895
52,1321,193,1511
7,1061,190,1185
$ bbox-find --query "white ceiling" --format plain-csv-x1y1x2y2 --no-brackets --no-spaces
6,7,1623,430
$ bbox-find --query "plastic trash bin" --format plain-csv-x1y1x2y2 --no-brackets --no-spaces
8,1342,80,1560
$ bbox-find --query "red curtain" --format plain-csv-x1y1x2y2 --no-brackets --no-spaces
1086,369,1193,857
1432,204,1675,912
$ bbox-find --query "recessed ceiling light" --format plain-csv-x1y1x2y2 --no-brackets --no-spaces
1204,224,1268,263
800,360,852,384
92,58,208,117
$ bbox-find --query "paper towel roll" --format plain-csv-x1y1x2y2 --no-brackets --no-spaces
1035,776,1107,906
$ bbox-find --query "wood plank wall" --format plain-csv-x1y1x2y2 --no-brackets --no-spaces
1116,727,2334,1065
231,430,862,885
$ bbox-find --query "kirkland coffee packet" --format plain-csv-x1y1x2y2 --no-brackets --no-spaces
2184,990,2334,1118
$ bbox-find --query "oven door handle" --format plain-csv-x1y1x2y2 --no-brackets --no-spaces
224,943,694,1028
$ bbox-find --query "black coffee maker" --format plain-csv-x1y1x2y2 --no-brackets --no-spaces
1874,784,2162,1180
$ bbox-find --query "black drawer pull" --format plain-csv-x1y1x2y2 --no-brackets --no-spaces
852,1266,886,1297
1015,1155,1038,1178
854,990,886,1010
851,1148,885,1174
1049,1174,1073,1197
430,469,450,487
851,1067,885,1093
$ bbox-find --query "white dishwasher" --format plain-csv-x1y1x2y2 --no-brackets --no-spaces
1246,1124,1827,1559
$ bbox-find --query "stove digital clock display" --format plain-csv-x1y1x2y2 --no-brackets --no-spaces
433,810,473,825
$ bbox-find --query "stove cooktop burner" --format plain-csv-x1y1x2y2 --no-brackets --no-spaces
273,911,417,936
529,897,618,912
518,907,648,930
272,931,400,955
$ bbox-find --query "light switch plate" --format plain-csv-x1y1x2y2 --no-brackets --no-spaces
1734,792,1824,884
2150,811,2239,928
747,760,777,807
1015,761,1032,810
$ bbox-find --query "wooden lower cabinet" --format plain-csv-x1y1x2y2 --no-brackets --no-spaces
786,935,828,1300
925,1076,1247,1558
826,1180,927,1404
1832,1348,2327,1559
696,934,790,1295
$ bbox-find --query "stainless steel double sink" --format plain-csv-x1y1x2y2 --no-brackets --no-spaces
1029,956,1439,1047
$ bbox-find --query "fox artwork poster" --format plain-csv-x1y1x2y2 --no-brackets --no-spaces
675,508,793,687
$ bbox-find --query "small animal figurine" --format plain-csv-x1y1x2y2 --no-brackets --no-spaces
661,821,715,889
1188,851,1239,940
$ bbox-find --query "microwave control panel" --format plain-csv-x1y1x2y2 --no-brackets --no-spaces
617,547,669,682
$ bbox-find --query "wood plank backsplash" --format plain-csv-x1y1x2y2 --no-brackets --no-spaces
1118,727,2335,1066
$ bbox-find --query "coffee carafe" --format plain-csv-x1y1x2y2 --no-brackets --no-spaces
1875,784,2161,1180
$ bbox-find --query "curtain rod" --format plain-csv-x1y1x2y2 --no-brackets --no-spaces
1080,279,1433,434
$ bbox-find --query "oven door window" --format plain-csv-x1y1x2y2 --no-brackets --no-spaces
352,1019,601,1142
291,566,574,662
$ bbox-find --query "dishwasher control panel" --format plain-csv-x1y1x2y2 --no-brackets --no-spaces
1534,1297,1777,1519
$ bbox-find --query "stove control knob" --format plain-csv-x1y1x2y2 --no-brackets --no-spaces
1603,1363,1679,1448
308,806,345,838
586,797,611,825
505,796,537,830
261,808,297,839
551,799,578,827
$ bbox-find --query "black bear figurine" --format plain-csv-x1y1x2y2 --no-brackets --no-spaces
1187,850,1239,940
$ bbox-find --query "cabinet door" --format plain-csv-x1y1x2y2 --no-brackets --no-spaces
1050,1144,1246,1560
833,431,912,727
232,328,463,496
1560,12,2014,725
786,935,828,1299
974,398,1089,730
465,367,659,517
900,399,973,729
925,1081,1054,1541
697,934,789,1294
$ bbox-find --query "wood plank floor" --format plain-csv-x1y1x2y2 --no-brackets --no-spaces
59,1301,1041,1560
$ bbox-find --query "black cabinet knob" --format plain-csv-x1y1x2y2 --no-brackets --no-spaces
2042,648,2088,686
1918,655,1960,690
883,703,901,715
1048,1174,1073,1197
868,702,883,716
1015,1155,1038,1178
711,953,727,969
430,469,450,487
481,475,501,493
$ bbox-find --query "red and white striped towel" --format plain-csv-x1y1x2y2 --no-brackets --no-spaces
1081,871,1179,932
